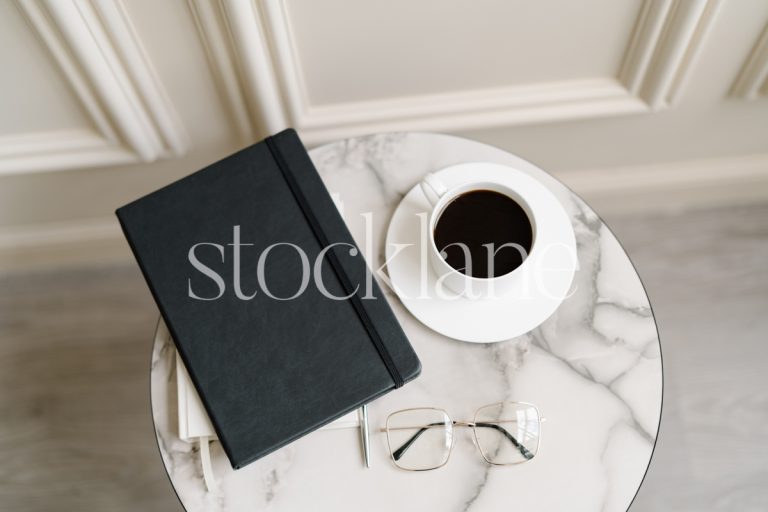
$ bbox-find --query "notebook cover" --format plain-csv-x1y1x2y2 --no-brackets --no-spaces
116,129,421,469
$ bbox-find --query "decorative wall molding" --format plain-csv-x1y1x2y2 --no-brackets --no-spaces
620,0,722,108
186,0,255,143
0,129,136,175
187,0,288,143
286,79,649,144
0,216,131,273
731,23,768,99
0,216,122,251
557,152,768,215
561,152,768,194
5,0,188,175
191,0,721,145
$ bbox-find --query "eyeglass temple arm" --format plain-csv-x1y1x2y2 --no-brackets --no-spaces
474,422,534,460
391,421,533,462
391,423,438,461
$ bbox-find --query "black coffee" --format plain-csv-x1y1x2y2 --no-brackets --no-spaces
434,190,533,278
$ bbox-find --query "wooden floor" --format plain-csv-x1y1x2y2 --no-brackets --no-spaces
610,203,768,512
1,202,766,512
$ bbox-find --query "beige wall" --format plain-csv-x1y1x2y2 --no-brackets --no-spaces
1,0,768,251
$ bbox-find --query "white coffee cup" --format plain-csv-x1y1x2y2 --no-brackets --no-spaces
420,172,537,298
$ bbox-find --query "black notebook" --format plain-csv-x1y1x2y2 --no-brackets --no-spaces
116,129,421,469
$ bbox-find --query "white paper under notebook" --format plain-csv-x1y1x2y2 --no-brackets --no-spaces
176,353,360,441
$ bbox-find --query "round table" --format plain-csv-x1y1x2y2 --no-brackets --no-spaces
150,133,662,512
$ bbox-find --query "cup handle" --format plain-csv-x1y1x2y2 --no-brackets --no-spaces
420,173,448,207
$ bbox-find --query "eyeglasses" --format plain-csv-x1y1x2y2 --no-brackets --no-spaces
382,402,542,471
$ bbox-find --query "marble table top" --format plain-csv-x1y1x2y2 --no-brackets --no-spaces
150,133,662,512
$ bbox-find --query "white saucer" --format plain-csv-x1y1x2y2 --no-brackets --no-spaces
385,162,577,343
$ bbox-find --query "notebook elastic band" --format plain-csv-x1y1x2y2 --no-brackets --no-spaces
265,136,405,388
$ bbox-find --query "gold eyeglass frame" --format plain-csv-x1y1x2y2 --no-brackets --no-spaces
381,401,544,471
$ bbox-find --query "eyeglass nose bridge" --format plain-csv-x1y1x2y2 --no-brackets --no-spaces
452,420,475,428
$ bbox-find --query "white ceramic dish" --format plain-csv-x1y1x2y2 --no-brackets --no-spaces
384,162,577,342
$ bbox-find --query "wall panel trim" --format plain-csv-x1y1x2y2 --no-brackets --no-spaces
620,0,723,108
731,23,768,99
4,0,188,175
191,0,722,145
